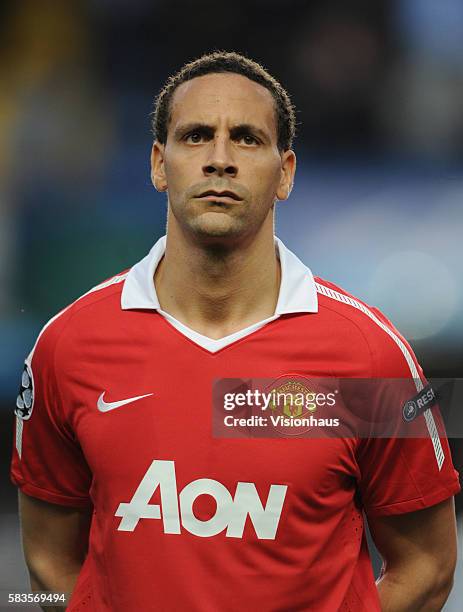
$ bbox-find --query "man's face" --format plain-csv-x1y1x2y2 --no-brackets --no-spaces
151,73,295,244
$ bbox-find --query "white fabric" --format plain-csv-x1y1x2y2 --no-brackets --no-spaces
121,235,317,352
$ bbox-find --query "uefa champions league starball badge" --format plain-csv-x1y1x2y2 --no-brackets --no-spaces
15,363,34,420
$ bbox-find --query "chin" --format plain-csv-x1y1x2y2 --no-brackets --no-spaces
189,213,244,239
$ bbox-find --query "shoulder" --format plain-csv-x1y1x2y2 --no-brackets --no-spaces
314,276,395,332
313,276,423,379
26,270,130,367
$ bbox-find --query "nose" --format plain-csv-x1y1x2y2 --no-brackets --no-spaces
202,136,237,178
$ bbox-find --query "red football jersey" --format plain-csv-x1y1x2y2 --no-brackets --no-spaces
11,235,460,611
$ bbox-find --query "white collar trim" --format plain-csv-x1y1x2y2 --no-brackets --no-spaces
121,234,317,351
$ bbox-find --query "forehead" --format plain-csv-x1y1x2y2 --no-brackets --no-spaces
168,73,277,138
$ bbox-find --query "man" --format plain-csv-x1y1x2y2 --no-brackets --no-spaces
11,51,460,611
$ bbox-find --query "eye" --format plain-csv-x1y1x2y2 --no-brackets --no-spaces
185,131,203,144
238,134,259,146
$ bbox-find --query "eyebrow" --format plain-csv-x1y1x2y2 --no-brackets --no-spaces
173,122,270,143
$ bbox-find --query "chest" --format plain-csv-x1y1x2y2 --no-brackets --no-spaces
59,315,365,533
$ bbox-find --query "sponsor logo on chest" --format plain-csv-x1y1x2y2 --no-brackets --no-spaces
115,459,287,540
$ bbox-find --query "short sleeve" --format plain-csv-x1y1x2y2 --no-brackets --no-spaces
357,411,460,516
10,316,92,508
356,308,461,516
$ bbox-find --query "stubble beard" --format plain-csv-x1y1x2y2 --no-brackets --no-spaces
170,196,254,244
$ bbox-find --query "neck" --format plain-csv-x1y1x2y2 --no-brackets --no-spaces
154,215,281,339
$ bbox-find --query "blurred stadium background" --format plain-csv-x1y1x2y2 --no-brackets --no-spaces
1,0,462,608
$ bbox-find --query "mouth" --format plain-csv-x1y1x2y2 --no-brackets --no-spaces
196,190,243,203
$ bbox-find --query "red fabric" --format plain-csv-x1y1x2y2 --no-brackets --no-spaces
11,275,460,612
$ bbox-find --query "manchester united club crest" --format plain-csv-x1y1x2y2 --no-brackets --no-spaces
263,378,319,437
15,363,34,420
269,379,318,418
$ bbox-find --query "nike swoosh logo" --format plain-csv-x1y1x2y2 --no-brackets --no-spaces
97,392,153,412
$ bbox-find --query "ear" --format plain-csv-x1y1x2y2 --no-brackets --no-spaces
151,141,168,192
276,149,296,201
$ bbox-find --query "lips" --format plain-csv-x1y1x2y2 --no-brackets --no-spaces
197,190,242,201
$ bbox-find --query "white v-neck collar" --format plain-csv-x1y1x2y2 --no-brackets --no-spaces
121,235,318,352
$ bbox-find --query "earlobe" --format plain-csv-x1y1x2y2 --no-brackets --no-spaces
152,174,167,193
151,142,168,192
277,185,291,201
276,180,290,201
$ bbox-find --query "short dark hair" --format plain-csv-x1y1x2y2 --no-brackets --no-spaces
152,51,296,152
